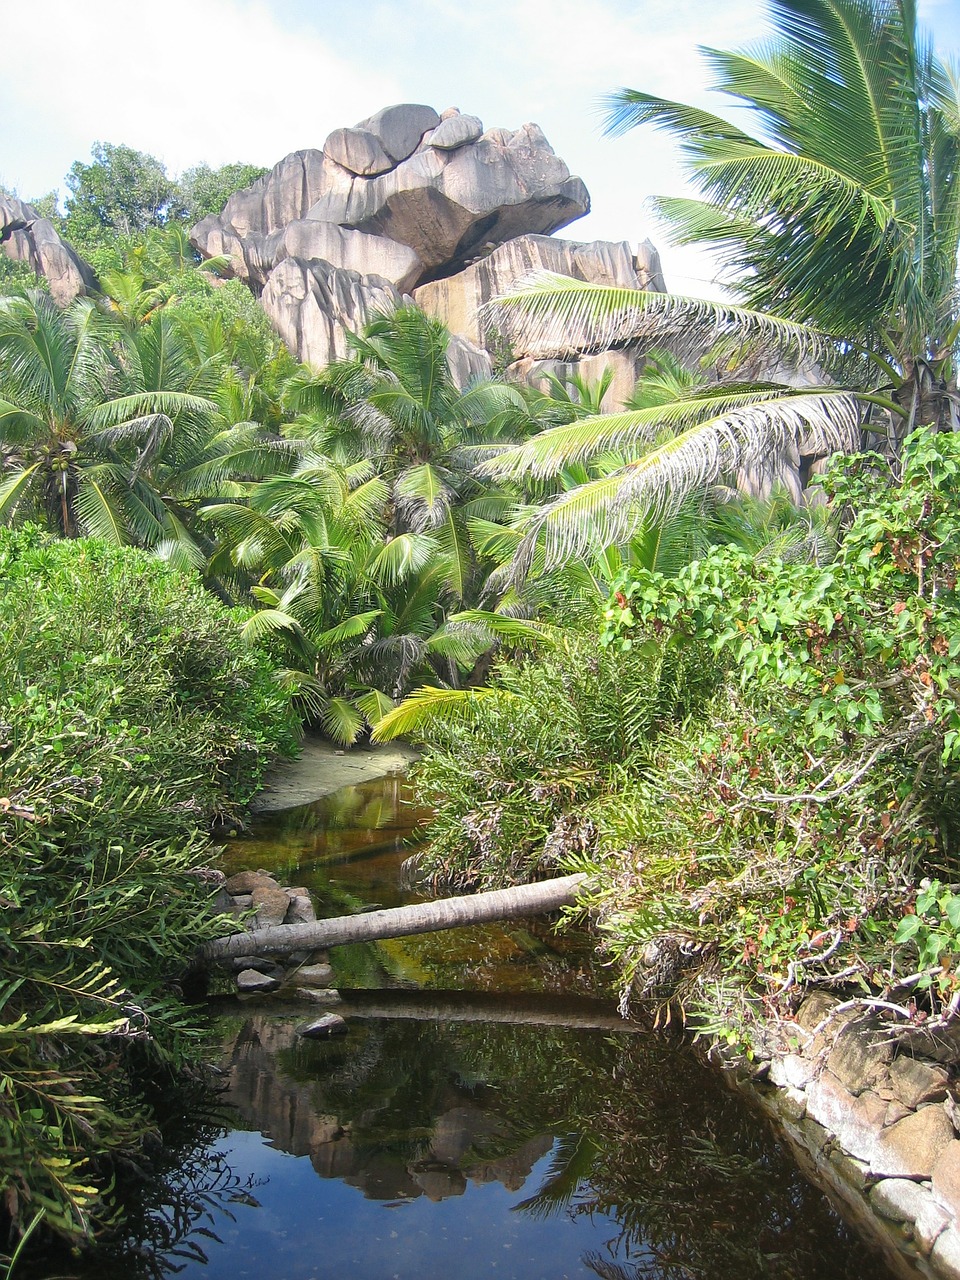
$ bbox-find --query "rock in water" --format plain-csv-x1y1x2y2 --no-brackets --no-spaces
298,1013,348,1038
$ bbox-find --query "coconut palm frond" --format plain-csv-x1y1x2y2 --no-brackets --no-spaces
484,272,835,362
313,610,382,652
371,685,510,743
0,462,42,522
509,391,860,573
239,608,303,645
368,533,440,587
479,385,818,482
321,697,365,747
355,688,395,727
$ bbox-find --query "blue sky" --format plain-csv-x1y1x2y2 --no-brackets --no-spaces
3,0,959,297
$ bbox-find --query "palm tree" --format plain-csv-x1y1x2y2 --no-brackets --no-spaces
286,304,534,605
484,0,959,566
0,291,218,541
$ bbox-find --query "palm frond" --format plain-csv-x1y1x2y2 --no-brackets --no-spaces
371,685,509,743
484,272,837,362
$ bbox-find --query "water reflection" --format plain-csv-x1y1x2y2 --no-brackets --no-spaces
203,1002,884,1279
38,776,895,1279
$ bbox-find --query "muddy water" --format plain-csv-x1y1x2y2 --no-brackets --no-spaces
101,776,895,1279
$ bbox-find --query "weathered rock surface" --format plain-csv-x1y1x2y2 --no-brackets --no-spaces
1,194,97,305
261,257,403,369
425,113,484,152
307,121,589,273
323,127,395,177
192,107,590,293
193,217,423,293
414,232,657,349
192,148,328,243
351,103,441,164
236,968,281,993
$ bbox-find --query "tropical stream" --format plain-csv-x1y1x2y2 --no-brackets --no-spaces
68,773,897,1280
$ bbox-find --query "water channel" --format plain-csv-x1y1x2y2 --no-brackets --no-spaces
78,773,898,1279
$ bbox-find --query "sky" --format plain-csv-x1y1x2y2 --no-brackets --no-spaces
3,0,959,298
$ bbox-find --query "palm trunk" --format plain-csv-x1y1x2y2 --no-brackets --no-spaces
200,873,586,964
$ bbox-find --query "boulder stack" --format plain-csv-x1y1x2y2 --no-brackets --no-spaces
190,102,663,405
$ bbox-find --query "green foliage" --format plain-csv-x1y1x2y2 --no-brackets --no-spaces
589,430,960,1039
64,143,183,248
177,162,268,222
894,881,960,983
411,628,719,890
0,527,298,1249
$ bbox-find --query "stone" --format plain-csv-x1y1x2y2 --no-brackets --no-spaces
916,1199,952,1255
806,1070,887,1163
827,1150,871,1193
229,954,279,974
931,1226,960,1277
191,217,423,294
446,332,493,388
414,232,646,351
261,257,404,370
250,883,292,928
223,870,280,895
353,103,441,163
294,963,335,986
891,1055,952,1109
297,1012,348,1039
932,1140,960,1218
507,349,642,413
885,1101,913,1127
193,148,328,241
794,990,841,1035
236,968,280,993
898,1023,960,1066
1,194,96,306
230,893,254,910
872,1104,956,1180
769,1052,816,1091
306,121,589,274
284,894,317,926
426,113,484,151
295,986,342,1005
776,1085,808,1123
323,127,394,177
826,1016,895,1095
870,1177,930,1223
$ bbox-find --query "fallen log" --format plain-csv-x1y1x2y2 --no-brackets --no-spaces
200,873,586,964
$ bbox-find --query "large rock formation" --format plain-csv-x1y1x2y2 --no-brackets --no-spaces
189,103,653,398
1,194,96,305
188,101,845,496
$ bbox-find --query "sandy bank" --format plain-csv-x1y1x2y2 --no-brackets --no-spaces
251,736,418,813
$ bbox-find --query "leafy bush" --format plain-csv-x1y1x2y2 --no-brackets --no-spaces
411,629,718,890
593,430,960,1041
0,528,298,1251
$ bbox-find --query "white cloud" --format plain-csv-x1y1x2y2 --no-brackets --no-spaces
1,0,400,193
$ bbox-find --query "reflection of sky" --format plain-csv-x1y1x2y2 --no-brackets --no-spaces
178,1131,642,1280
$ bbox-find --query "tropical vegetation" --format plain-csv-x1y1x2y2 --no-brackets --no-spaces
483,0,960,570
0,526,299,1255
1,0,959,1263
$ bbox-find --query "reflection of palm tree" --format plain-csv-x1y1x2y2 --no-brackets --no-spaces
513,1132,598,1220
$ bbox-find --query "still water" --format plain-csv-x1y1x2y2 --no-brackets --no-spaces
96,774,895,1280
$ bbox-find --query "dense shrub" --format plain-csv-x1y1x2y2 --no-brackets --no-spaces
411,629,718,890
0,528,299,1250
591,431,960,1042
